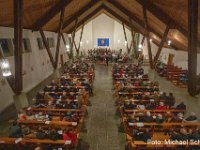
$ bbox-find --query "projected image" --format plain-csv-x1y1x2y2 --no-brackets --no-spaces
97,38,109,46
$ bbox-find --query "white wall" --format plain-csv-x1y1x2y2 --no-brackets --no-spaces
92,14,114,49
0,27,69,112
74,21,93,55
113,21,132,53
73,13,132,54
140,35,200,74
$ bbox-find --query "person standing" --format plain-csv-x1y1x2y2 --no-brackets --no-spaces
105,54,109,66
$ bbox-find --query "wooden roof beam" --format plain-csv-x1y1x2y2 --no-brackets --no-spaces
55,7,65,69
136,0,186,36
33,0,73,31
61,33,66,45
70,17,78,59
129,17,137,58
62,0,99,31
107,0,186,50
103,6,140,33
143,7,153,69
13,0,23,95
77,24,85,56
188,0,199,96
39,29,56,69
107,0,145,28
122,22,130,53
136,0,200,47
66,5,104,33
103,5,165,50
154,21,171,64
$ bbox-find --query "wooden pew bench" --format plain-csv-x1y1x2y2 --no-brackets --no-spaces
0,137,78,150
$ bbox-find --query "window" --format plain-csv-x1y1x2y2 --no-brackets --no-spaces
47,37,54,48
23,38,31,53
37,38,44,50
0,39,14,57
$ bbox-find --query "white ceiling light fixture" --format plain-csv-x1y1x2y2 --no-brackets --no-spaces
86,40,89,44
167,40,172,46
138,44,143,49
65,44,70,52
124,41,127,45
138,44,143,52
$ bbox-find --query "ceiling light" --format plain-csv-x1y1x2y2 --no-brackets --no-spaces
66,44,70,49
138,44,143,49
167,40,172,46
124,41,127,45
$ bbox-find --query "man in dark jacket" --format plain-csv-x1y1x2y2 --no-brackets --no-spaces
9,121,22,138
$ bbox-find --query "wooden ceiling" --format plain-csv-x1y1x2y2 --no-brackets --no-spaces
0,0,199,51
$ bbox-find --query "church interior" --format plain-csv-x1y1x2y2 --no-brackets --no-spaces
0,0,200,150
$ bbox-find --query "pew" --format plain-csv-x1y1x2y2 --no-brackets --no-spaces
0,137,78,150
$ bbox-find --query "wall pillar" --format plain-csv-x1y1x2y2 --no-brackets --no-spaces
13,93,29,112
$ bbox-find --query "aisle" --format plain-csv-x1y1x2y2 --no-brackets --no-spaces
79,64,126,150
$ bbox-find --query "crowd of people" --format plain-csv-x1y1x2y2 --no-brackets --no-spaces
113,62,199,149
87,48,130,64
7,60,95,150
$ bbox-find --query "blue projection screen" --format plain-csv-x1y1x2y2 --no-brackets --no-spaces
97,38,109,46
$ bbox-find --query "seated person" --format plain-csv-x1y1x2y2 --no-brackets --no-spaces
128,114,137,123
61,92,68,99
50,80,57,86
180,74,188,84
175,102,186,110
47,101,55,109
36,127,46,139
188,129,200,141
35,112,48,121
64,100,75,109
82,80,93,95
166,93,175,107
18,110,28,121
49,128,59,141
44,92,54,101
68,129,77,146
36,92,44,99
183,112,198,122
55,100,64,109
156,102,168,110
62,129,71,141
129,100,137,109
170,127,192,141
124,100,131,109
9,121,22,138
133,129,151,142
71,113,79,122
145,100,156,109
139,111,154,122
169,113,184,122
154,114,165,123
63,112,72,121
159,92,168,100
